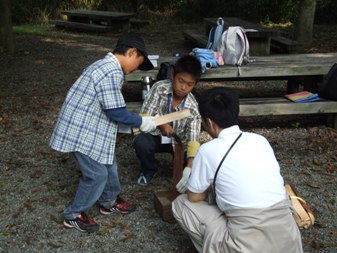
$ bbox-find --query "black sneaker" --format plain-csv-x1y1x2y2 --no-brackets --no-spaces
63,212,99,233
100,195,136,215
137,170,158,186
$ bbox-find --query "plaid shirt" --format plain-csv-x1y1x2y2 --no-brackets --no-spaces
50,53,125,164
140,80,201,145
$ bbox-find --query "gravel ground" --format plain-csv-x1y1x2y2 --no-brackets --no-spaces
0,22,337,253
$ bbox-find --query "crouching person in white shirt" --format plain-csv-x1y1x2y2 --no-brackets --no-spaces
172,87,303,253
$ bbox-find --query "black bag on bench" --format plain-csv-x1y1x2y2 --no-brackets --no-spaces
318,63,337,101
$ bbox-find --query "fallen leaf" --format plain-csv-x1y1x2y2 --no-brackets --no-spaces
330,231,337,237
306,182,320,188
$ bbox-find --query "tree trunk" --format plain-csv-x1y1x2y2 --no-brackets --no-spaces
294,0,316,47
0,0,15,54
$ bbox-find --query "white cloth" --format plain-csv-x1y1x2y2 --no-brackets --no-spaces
176,167,192,193
188,125,286,211
140,116,156,132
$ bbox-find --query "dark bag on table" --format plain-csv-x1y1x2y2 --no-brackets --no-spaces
156,62,174,81
318,63,337,101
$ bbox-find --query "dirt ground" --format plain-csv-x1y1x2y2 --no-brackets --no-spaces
0,20,337,252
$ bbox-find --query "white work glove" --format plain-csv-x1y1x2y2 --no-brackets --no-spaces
176,167,192,193
140,116,156,132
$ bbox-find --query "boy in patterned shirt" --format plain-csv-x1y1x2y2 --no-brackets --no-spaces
50,34,156,233
133,55,202,192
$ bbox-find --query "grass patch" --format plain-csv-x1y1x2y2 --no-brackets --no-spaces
13,24,54,36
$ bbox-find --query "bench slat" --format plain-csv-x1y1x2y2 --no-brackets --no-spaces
271,36,300,53
52,20,112,32
126,98,337,117
239,98,337,116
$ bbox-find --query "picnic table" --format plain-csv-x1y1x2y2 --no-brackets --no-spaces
127,52,337,221
127,52,336,91
205,17,277,55
53,9,135,32
126,52,337,129
183,17,299,55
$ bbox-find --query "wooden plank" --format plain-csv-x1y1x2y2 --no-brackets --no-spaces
62,9,135,20
285,183,315,229
126,98,337,117
153,109,191,126
271,36,300,53
153,190,176,221
126,52,337,82
172,142,185,197
239,97,337,116
183,30,207,48
52,20,112,32
132,109,191,134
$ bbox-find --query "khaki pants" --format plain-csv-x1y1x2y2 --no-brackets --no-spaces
172,194,303,253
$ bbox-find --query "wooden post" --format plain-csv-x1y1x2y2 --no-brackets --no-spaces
153,142,184,221
172,142,185,197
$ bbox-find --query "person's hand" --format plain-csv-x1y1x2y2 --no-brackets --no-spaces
176,167,192,193
158,124,175,137
140,116,156,132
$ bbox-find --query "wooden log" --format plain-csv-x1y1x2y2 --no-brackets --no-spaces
153,190,176,221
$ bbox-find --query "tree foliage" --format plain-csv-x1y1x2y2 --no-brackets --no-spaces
8,0,337,24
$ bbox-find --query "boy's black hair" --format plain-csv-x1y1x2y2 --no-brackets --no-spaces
173,55,202,82
199,87,239,129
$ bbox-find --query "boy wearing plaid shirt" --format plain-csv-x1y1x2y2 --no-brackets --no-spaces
134,55,202,192
50,34,156,233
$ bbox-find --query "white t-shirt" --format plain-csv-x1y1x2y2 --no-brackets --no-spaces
188,125,286,212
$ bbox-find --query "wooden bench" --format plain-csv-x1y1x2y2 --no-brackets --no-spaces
53,9,135,32
271,36,300,54
183,29,206,48
126,98,337,129
130,18,150,29
52,20,112,32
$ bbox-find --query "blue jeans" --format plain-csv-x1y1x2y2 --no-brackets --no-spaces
64,152,121,220
133,133,174,175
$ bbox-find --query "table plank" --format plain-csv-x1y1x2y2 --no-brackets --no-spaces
126,53,337,81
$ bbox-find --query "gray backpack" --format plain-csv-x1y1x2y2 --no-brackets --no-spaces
217,26,250,66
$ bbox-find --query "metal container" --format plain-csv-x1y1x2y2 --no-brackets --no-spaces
141,76,153,100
